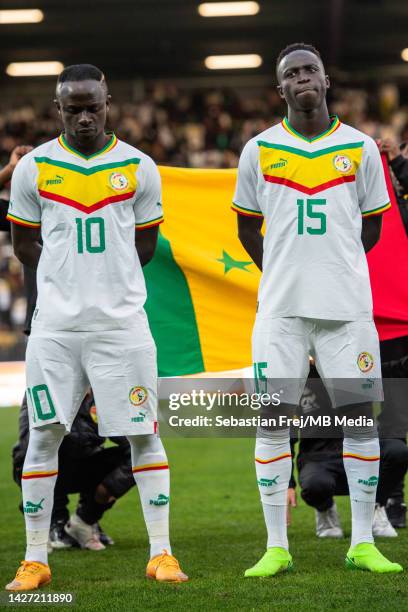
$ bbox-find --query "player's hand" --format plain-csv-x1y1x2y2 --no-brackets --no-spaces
286,487,297,525
377,138,400,161
8,145,33,169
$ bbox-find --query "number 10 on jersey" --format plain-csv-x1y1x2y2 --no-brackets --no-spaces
296,198,327,235
75,217,106,253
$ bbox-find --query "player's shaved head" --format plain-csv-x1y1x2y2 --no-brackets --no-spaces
56,64,108,97
54,63,111,153
276,43,323,82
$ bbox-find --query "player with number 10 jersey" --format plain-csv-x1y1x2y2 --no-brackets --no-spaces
5,65,188,591
8,134,163,332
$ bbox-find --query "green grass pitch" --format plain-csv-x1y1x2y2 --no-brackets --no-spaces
0,406,407,611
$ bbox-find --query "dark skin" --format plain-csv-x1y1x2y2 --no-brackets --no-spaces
11,78,158,269
238,49,382,268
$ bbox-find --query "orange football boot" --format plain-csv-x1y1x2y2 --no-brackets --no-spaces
146,550,188,583
5,561,51,591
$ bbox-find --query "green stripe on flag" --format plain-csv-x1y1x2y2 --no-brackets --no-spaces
144,232,204,376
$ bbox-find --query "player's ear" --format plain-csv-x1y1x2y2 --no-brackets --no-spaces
325,75,330,89
106,94,112,111
276,84,285,99
54,99,61,115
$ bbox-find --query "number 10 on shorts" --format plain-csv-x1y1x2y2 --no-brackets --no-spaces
27,384,56,422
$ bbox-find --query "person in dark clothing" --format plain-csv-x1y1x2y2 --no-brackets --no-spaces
378,336,408,528
379,138,408,236
12,390,135,550
288,364,408,538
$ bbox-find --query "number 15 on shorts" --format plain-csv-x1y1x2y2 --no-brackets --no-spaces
297,198,326,235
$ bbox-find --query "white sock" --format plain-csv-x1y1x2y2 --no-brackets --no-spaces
255,430,291,550
127,434,171,559
343,435,380,547
22,424,65,564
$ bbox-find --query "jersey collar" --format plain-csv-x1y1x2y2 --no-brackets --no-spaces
281,115,340,143
58,132,117,160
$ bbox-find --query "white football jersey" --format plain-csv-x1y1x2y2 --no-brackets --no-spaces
8,134,163,331
233,116,390,321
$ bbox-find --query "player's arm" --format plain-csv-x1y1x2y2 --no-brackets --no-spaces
361,215,382,253
135,225,159,267
11,224,42,269
358,138,390,252
234,139,264,270
6,153,41,267
237,215,263,271
134,156,163,266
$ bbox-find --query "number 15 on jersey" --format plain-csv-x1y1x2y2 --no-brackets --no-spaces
296,198,327,235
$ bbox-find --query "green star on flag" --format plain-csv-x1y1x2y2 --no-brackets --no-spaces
217,250,253,274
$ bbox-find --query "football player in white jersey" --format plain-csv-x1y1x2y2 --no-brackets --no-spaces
5,64,188,591
233,44,403,576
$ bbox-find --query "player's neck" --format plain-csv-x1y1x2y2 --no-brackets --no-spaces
64,132,111,157
286,106,331,140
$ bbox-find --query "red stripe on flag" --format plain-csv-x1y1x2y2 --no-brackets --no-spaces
367,152,408,341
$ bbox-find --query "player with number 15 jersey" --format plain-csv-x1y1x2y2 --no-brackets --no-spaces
233,115,389,323
234,43,402,579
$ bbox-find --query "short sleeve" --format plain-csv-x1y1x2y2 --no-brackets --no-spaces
232,139,263,218
7,156,41,228
133,156,164,230
357,138,391,217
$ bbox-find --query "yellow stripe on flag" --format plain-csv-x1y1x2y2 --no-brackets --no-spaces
159,166,260,372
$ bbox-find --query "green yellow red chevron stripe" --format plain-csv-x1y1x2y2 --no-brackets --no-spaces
343,453,380,461
362,202,391,217
136,215,164,229
256,140,364,159
258,138,364,195
231,202,264,217
6,213,41,228
132,462,169,473
58,133,118,159
255,453,292,464
38,189,135,214
282,115,341,143
263,174,356,195
34,156,140,175
22,470,59,479
35,155,139,214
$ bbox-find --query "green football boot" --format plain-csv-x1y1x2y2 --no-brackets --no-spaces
244,547,293,578
346,543,403,573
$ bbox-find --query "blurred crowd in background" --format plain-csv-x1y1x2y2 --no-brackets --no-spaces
0,80,407,345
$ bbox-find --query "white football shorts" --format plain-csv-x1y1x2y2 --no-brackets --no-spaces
252,316,383,407
25,316,158,436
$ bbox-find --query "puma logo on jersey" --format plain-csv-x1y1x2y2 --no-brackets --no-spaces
46,175,64,186
269,158,288,169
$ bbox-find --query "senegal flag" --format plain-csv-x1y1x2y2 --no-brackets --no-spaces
144,167,260,376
